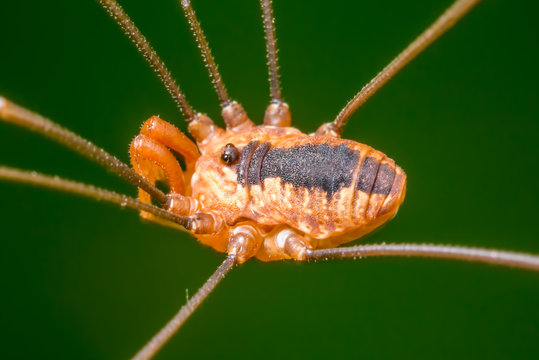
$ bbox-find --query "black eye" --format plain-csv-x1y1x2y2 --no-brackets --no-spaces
220,143,239,165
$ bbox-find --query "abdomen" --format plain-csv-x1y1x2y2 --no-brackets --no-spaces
242,135,406,244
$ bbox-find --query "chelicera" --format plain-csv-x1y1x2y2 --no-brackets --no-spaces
0,0,538,359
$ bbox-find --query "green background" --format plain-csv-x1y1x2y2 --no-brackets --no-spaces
0,0,537,359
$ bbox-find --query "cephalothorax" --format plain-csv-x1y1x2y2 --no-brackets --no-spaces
1,1,537,360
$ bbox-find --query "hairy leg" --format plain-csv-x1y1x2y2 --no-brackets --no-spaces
315,0,482,137
130,255,237,360
305,243,539,272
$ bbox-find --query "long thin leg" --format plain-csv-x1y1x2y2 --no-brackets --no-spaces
131,255,237,360
0,166,190,228
259,0,291,127
180,0,229,107
316,0,481,137
0,96,168,205
260,0,282,102
96,0,195,120
0,165,224,237
0,166,234,360
306,243,539,272
180,0,252,130
96,0,223,143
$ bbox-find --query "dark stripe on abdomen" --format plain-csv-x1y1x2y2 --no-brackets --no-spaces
356,156,381,193
256,142,359,199
355,156,396,195
247,142,270,187
236,141,258,186
373,163,395,196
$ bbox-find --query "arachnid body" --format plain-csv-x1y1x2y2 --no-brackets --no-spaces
0,1,538,360
131,112,406,262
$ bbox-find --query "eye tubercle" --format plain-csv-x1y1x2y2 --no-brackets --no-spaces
220,143,239,165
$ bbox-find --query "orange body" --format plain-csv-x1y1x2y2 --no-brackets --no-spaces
191,125,406,260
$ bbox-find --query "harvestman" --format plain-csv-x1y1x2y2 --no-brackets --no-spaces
0,0,538,359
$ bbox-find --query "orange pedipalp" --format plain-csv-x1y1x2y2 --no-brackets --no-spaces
141,116,200,168
130,134,186,195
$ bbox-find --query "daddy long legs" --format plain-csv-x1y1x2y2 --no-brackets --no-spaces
0,0,538,359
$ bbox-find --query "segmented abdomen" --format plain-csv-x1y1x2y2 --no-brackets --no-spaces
238,136,406,240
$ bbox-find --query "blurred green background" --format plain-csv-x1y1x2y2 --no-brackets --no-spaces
0,0,537,359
